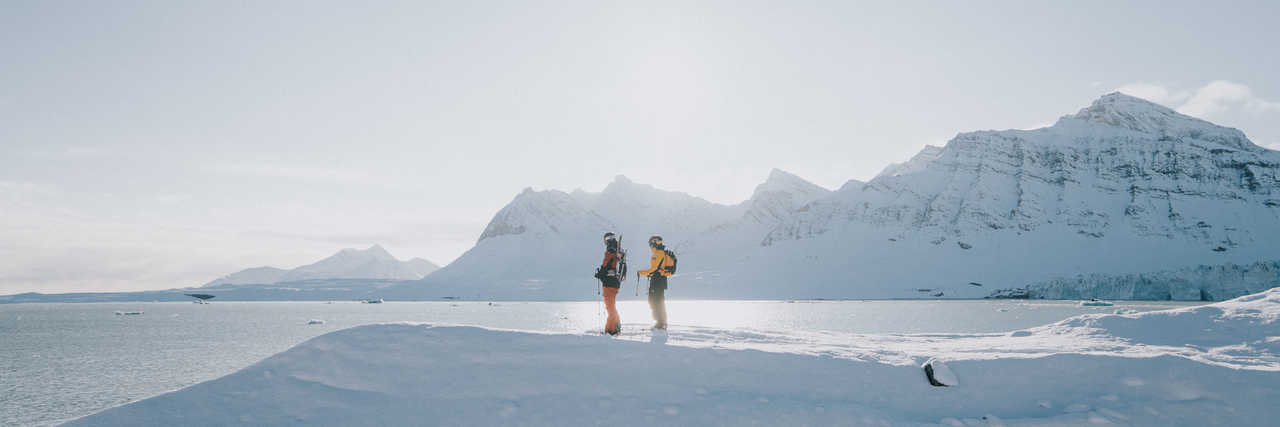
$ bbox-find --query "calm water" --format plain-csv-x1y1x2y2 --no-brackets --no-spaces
0,299,1201,426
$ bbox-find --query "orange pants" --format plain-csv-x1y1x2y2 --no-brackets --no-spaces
602,286,621,335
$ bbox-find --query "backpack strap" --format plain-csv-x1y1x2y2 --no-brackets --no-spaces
649,251,665,278
657,251,670,276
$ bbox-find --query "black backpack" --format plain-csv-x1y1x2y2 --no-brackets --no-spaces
661,249,677,275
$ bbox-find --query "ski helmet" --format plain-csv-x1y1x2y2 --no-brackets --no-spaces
603,232,617,243
648,235,663,248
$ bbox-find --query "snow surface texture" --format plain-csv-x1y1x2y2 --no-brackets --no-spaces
71,289,1280,426
205,245,437,286
409,93,1280,300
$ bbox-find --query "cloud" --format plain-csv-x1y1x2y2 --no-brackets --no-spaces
1115,82,1191,106
1177,80,1280,118
1115,80,1280,120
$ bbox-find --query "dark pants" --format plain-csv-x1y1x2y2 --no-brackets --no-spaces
601,277,620,289
648,276,668,328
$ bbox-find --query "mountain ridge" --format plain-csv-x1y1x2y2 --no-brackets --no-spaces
404,92,1279,301
204,245,438,287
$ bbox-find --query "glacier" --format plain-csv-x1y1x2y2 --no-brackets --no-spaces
993,260,1280,301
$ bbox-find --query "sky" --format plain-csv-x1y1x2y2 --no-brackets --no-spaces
2,1,1278,294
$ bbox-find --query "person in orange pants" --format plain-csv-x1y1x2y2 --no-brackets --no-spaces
596,233,623,335
602,286,621,335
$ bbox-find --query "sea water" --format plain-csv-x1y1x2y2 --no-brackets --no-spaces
0,299,1200,426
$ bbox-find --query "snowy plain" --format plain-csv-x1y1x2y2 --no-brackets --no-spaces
68,289,1280,426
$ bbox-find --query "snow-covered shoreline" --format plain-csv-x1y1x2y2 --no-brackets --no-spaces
993,259,1280,301
68,289,1280,426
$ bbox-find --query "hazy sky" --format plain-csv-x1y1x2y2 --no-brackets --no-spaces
2,1,1278,293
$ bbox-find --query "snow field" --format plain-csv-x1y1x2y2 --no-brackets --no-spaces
69,289,1280,426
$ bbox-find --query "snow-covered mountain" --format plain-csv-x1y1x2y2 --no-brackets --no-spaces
205,245,438,287
203,266,289,287
406,93,1280,300
417,176,744,299
743,169,832,225
406,258,438,277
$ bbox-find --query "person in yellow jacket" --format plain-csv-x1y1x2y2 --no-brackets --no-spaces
636,235,672,330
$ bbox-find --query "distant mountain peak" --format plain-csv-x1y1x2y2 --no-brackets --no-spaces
753,169,826,198
1059,92,1252,149
334,244,393,259
837,178,866,192
1067,92,1179,129
765,168,802,184
204,245,436,287
875,145,944,180
365,244,391,257
1093,91,1173,112
743,169,831,224
478,187,612,242
602,174,650,194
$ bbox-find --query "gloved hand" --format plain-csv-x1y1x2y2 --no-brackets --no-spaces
593,267,604,280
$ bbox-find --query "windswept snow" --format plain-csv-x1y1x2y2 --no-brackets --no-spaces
70,289,1280,426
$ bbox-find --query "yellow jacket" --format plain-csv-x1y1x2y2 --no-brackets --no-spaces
637,247,673,278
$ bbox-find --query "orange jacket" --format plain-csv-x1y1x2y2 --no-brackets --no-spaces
637,247,673,278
